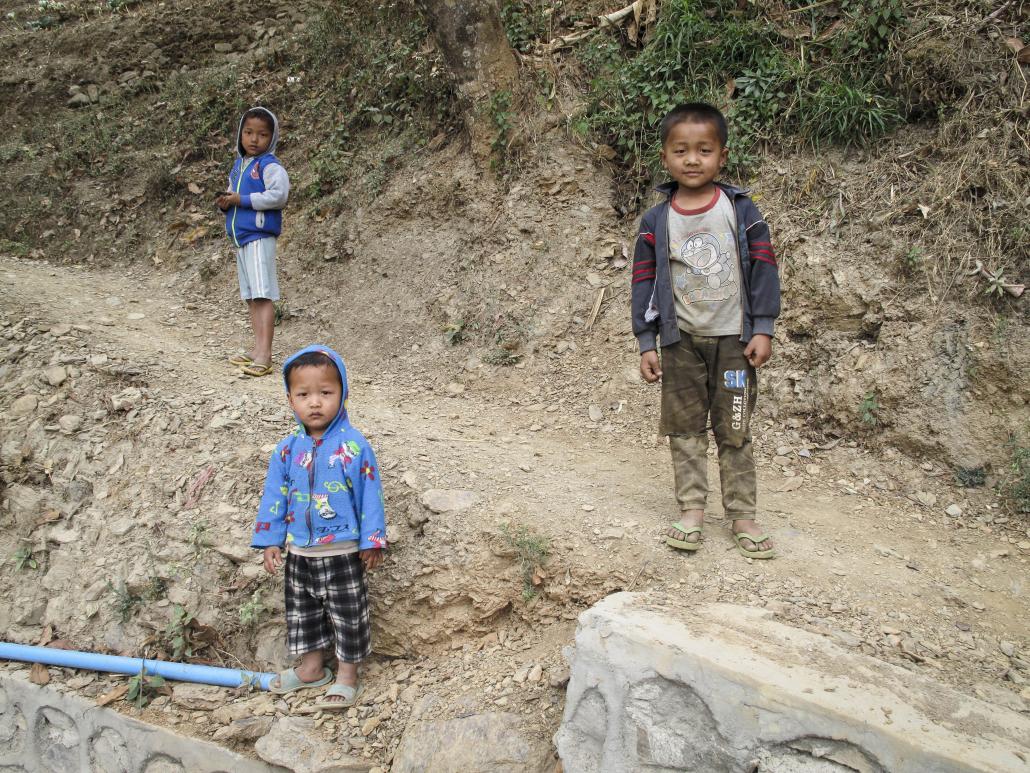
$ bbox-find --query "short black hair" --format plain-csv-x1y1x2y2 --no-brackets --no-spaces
241,107,274,133
285,352,340,391
660,103,728,148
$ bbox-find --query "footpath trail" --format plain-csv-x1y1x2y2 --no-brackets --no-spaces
2,254,1027,714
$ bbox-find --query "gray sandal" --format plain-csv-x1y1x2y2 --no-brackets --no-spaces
268,667,333,694
312,683,362,711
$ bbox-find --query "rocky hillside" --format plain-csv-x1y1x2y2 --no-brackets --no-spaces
0,0,1028,769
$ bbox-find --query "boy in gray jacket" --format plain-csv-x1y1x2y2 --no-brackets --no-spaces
631,103,780,559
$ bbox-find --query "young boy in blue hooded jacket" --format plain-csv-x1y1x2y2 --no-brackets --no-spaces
216,106,289,378
252,345,386,708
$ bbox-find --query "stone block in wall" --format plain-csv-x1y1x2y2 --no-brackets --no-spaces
554,593,1030,773
0,672,278,773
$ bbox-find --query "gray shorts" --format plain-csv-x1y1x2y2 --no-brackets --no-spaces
236,237,280,301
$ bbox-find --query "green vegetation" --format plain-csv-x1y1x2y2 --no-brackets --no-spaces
13,546,38,571
107,581,141,623
187,518,209,562
488,89,515,172
160,68,248,160
578,0,905,185
142,576,168,602
296,2,456,198
501,0,550,53
482,348,522,367
1001,439,1030,515
163,604,196,661
127,665,166,708
859,391,880,427
500,524,549,600
954,466,986,488
443,320,467,346
239,590,267,628
903,246,923,273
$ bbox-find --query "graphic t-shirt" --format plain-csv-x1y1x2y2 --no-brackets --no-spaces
668,188,742,337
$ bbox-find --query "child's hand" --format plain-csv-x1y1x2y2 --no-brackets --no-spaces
263,546,283,574
640,350,662,383
744,334,772,368
360,548,384,571
216,192,240,211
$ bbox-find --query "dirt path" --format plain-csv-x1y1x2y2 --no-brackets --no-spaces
2,254,1027,743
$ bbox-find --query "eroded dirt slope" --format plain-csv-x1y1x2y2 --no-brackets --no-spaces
1,254,1027,766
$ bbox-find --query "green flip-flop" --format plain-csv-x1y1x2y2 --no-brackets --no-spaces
733,530,775,559
268,667,333,694
665,521,703,552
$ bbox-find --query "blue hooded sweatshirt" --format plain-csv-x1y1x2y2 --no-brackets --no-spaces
224,106,289,248
252,346,387,552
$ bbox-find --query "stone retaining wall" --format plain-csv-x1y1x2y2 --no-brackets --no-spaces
0,673,280,773
555,593,1030,773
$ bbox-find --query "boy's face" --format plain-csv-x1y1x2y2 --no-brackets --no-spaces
287,365,342,440
660,120,728,192
241,116,273,157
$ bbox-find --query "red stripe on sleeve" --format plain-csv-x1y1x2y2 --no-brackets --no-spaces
640,232,655,246
752,254,777,266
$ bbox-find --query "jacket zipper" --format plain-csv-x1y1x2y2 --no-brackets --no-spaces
730,193,747,336
304,438,320,547
229,159,252,248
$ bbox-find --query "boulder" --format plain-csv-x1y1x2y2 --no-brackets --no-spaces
212,715,273,742
420,489,479,514
43,365,67,386
255,716,372,772
393,706,552,773
555,593,1030,773
10,395,38,417
4,484,42,530
171,683,227,711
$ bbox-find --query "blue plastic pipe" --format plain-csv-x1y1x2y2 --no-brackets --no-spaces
0,642,275,690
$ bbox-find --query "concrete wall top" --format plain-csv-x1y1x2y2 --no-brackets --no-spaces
556,593,1030,773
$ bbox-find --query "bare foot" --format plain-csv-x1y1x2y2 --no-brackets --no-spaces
666,509,704,546
732,518,774,553
321,663,359,705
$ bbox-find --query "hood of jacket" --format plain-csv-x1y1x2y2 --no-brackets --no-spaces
282,344,350,437
236,106,280,158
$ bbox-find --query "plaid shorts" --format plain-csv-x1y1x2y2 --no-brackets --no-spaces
285,552,371,664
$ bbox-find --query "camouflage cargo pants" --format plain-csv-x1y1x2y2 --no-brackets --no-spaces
659,334,758,518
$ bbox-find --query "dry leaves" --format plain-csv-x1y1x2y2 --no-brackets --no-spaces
29,663,50,686
96,683,130,706
1004,37,1030,64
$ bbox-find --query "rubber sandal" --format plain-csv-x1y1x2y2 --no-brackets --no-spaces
228,353,253,366
268,667,333,694
241,362,274,377
665,521,703,552
733,530,775,560
311,683,361,711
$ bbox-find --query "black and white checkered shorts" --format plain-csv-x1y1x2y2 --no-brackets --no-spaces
285,552,371,664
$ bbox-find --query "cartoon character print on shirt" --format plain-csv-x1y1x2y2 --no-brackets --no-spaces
672,231,736,305
329,440,361,469
367,529,387,549
295,451,313,471
312,493,336,520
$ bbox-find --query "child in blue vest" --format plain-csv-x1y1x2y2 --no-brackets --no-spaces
252,345,387,709
216,106,289,377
